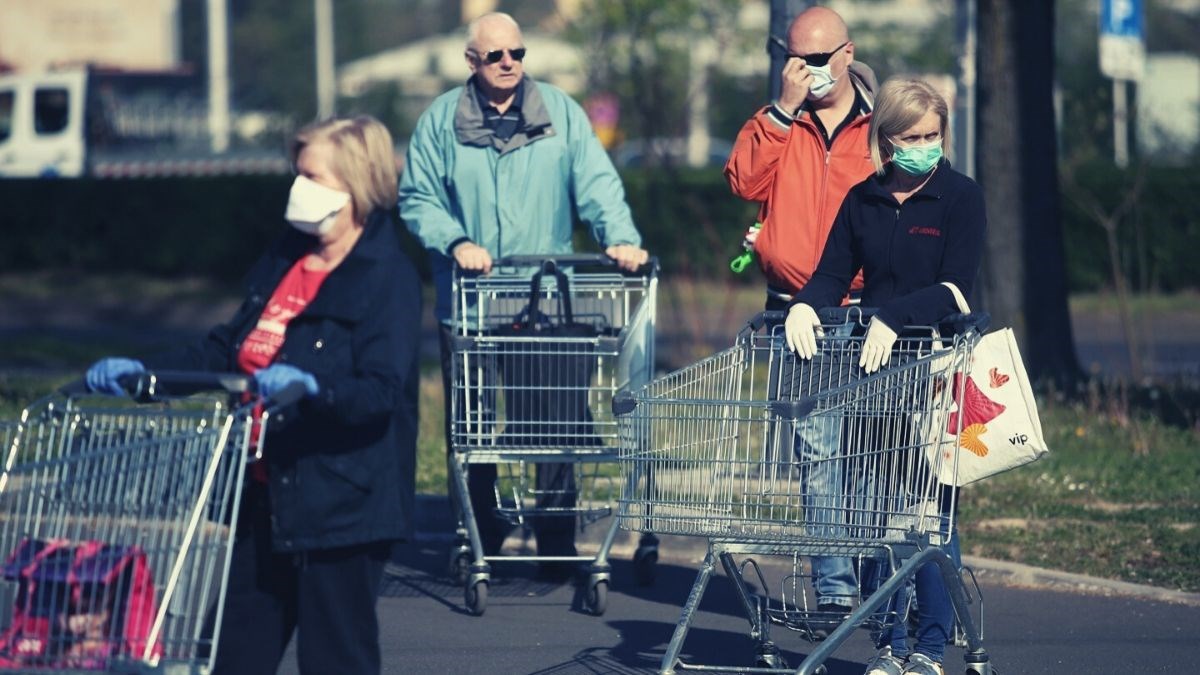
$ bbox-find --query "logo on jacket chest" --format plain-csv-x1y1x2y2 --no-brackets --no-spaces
907,225,942,237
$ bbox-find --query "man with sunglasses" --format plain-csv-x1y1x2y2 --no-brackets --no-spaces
400,12,647,581
724,5,879,639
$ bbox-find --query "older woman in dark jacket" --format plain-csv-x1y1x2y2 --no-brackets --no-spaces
86,115,419,674
784,78,986,675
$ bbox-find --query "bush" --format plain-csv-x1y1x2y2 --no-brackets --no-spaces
0,170,760,284
3,161,1196,291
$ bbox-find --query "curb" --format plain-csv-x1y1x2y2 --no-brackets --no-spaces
412,495,1200,607
958,555,1200,607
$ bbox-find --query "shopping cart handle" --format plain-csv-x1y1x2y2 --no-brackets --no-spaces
611,390,639,416
494,254,613,267
937,312,991,335
769,397,818,420
263,381,309,411
60,371,256,402
490,254,659,276
747,311,786,331
124,371,255,402
58,371,252,400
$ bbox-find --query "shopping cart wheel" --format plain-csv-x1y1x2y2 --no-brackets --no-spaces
633,544,658,586
585,579,608,616
964,654,993,675
465,580,488,616
753,641,789,670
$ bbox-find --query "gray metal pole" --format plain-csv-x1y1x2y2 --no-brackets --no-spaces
315,0,336,119
768,0,811,103
954,0,977,178
206,0,230,153
1113,78,1129,168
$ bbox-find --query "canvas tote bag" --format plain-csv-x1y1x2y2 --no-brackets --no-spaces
927,283,1050,486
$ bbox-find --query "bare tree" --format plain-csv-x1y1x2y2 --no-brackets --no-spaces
1061,158,1149,381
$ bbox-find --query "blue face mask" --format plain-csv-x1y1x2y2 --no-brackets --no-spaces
890,139,943,176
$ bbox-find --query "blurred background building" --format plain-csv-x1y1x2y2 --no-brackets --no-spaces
1,0,1197,176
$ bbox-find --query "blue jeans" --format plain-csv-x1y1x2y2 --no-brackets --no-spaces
788,322,857,608
861,497,960,663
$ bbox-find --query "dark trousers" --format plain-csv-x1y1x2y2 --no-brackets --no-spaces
210,484,389,675
439,323,576,557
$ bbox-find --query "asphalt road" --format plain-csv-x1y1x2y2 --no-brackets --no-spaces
273,513,1200,675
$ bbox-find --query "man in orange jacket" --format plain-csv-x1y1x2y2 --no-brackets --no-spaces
725,5,876,312
724,5,877,639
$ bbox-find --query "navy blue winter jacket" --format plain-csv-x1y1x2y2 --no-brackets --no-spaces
792,160,986,331
144,213,421,552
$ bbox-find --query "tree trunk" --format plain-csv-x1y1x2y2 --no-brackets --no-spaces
975,0,1023,331
976,0,1083,388
1015,2,1085,387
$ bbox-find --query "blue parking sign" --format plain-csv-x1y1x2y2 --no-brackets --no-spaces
1100,0,1143,39
1099,0,1145,80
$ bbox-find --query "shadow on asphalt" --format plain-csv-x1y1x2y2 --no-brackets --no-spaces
386,542,869,674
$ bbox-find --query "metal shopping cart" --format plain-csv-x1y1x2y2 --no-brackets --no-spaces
0,371,302,673
448,254,658,616
614,308,994,675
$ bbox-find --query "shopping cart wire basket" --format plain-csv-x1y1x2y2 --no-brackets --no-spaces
614,308,995,675
448,255,659,616
0,371,305,673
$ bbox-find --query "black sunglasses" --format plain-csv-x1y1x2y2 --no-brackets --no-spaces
470,47,526,64
771,36,849,67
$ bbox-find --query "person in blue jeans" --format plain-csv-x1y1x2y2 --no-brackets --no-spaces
784,76,987,675
775,318,859,637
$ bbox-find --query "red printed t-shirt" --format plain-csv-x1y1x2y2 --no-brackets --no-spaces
238,255,330,374
237,255,330,480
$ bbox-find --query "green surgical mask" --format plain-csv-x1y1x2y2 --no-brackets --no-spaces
890,139,943,176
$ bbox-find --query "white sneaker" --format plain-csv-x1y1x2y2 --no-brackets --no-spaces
863,647,904,675
901,653,944,675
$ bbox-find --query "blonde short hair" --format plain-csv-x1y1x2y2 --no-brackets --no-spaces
868,78,950,175
289,116,398,223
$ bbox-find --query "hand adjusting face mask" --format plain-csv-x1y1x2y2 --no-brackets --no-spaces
285,175,351,235
806,62,838,100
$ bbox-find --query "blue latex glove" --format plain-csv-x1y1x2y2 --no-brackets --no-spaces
254,364,320,398
85,358,145,396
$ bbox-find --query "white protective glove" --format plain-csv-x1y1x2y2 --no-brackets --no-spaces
742,224,761,250
784,303,823,359
859,317,899,374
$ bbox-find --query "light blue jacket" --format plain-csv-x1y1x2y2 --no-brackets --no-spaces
399,76,642,320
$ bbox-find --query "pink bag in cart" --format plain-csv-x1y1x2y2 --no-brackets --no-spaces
0,538,162,670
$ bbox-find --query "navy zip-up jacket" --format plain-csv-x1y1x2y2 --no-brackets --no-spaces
793,160,986,330
144,213,421,551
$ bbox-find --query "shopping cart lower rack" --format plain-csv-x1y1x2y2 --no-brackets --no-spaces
447,255,659,616
0,372,298,674
614,309,994,675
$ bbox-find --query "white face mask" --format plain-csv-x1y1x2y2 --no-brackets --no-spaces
806,62,838,100
285,175,350,236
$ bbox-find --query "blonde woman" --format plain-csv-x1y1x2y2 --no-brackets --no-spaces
87,116,420,674
783,78,987,675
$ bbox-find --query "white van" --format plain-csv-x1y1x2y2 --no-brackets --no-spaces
0,69,88,177
0,67,286,178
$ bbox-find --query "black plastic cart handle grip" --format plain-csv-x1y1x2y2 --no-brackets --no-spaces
60,370,309,409
491,254,659,276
